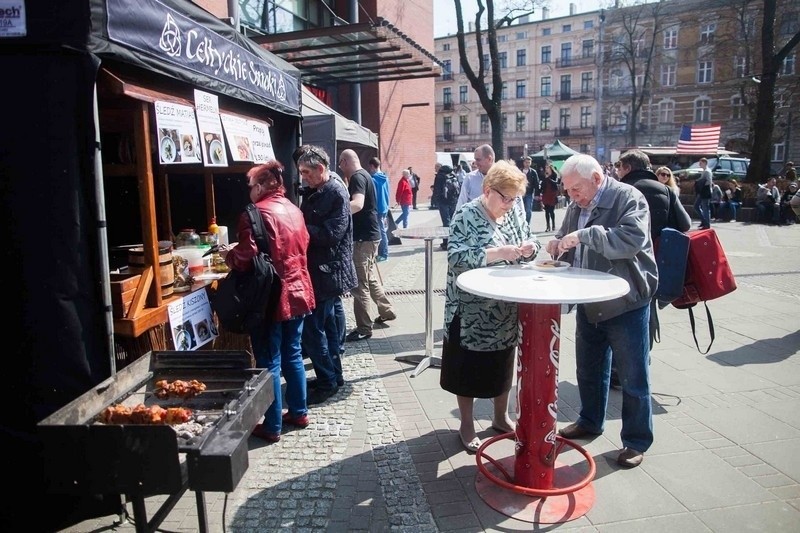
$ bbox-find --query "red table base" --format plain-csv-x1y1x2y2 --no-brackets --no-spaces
473,302,596,523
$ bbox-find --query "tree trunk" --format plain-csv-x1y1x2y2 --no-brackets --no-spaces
489,106,504,157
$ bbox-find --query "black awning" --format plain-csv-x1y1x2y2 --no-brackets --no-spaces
251,17,443,85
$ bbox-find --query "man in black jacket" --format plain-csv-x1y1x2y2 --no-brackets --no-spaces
521,156,540,225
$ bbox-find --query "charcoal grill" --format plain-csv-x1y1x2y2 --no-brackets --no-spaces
38,350,273,533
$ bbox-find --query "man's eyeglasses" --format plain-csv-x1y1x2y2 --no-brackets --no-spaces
492,188,519,205
614,162,621,168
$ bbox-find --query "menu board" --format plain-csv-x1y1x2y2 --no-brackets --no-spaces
194,89,228,167
166,288,218,351
249,119,276,163
220,113,254,162
153,101,202,165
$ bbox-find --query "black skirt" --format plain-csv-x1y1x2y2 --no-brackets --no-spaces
440,314,515,399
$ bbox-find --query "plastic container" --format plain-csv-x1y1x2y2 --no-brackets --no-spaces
174,246,205,276
175,228,200,248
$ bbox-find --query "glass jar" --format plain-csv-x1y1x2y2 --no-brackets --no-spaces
175,228,200,248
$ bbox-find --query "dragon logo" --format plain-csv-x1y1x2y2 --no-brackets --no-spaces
159,13,182,58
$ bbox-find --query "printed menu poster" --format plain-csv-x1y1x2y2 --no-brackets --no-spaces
220,113,254,162
194,89,228,167
153,101,202,165
167,288,218,351
249,119,276,163
0,1,26,38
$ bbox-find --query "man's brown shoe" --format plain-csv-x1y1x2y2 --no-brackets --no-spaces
617,447,644,468
558,422,601,440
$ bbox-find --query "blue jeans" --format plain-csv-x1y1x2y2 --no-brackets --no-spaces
574,303,653,453
523,194,533,223
302,297,342,390
377,211,389,258
694,197,711,227
250,316,307,434
395,205,411,228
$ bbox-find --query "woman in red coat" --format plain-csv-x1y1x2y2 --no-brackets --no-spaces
222,160,316,442
540,162,561,232
394,169,413,228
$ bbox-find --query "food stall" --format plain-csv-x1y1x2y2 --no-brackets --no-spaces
0,0,300,529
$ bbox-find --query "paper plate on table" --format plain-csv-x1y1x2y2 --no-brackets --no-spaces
529,259,570,272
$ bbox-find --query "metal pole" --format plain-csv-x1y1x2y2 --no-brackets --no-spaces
424,237,433,357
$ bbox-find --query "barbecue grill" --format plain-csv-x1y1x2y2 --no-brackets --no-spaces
38,350,273,533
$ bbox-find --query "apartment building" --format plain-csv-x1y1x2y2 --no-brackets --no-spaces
434,0,798,168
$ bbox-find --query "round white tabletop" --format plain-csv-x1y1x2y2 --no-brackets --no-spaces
456,264,629,305
392,226,450,240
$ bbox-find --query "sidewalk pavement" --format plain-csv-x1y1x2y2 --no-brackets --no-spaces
65,205,800,532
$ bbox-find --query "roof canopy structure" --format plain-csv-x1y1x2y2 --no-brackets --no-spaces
531,139,579,160
252,17,443,85
302,86,378,148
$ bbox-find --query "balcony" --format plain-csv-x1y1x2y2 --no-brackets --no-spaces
437,133,454,142
602,86,634,97
555,56,596,68
438,101,454,111
440,73,453,81
555,127,595,137
557,92,572,101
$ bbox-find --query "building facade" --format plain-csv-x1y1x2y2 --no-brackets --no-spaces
434,0,798,170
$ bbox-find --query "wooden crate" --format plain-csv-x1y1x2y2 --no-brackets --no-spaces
110,273,141,318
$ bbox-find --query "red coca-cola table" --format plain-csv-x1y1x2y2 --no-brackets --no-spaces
456,263,629,524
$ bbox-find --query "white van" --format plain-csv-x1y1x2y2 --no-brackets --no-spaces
436,151,473,169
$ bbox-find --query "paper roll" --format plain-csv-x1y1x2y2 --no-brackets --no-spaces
217,226,229,246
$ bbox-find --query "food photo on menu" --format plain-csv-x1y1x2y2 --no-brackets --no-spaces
203,132,227,165
159,128,181,163
234,135,252,160
181,133,201,162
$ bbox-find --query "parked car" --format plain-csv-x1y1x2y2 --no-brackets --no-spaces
676,156,750,181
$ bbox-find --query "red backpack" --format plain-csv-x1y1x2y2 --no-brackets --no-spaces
672,228,737,353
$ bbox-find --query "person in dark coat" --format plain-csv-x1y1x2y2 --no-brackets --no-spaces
521,156,540,225
432,164,456,250
296,146,358,405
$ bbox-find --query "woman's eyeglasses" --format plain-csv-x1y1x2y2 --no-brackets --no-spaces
492,188,519,205
657,172,669,177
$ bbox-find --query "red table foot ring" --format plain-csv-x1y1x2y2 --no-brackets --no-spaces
474,433,596,524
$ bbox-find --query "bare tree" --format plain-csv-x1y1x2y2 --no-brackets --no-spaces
453,1,538,157
603,2,665,147
746,0,800,182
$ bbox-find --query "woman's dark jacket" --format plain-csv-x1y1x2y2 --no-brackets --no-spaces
300,178,358,301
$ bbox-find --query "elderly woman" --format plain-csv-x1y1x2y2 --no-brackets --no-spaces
441,160,542,452
221,161,316,443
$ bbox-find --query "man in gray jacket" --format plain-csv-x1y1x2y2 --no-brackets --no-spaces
546,154,657,469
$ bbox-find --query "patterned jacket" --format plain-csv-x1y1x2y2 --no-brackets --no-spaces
444,198,540,351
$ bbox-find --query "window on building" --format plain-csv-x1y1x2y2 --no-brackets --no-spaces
634,37,646,57
499,51,508,69
772,141,785,162
498,34,508,43
734,56,748,78
542,27,551,36
559,108,570,130
516,80,527,98
560,75,572,97
516,31,528,39
540,109,551,130
580,106,591,128
663,28,678,49
584,20,594,29
541,45,551,63
781,54,796,76
516,49,527,66
660,64,676,86
483,54,490,71
582,39,594,58
441,59,452,80
731,96,744,120
480,114,489,134
780,12,798,35
580,143,589,152
443,87,452,104
501,82,508,100
502,113,508,132
562,24,572,33
581,72,593,94
443,116,452,135
459,85,468,103
697,61,714,83
694,98,711,122
460,115,468,135
609,68,624,89
541,76,552,97
516,112,526,132
443,43,450,51
561,43,572,62
659,100,675,123
700,22,716,44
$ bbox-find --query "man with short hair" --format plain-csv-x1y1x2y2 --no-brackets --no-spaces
693,157,713,229
521,155,540,224
296,146,358,404
547,154,657,469
368,157,391,262
338,149,396,341
408,166,421,209
456,144,495,209
756,177,780,224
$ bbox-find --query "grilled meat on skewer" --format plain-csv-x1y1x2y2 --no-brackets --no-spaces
99,404,192,425
154,379,207,399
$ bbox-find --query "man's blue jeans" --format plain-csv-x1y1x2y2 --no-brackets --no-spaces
694,197,711,227
395,205,411,228
250,316,307,434
302,297,342,390
522,194,533,223
377,211,389,258
574,303,653,453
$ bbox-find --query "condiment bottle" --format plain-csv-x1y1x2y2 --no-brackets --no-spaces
208,217,219,245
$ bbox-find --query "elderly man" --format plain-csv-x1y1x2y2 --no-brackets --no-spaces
546,154,657,468
339,149,396,341
456,144,495,210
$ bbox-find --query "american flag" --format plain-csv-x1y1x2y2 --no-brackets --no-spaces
676,124,722,154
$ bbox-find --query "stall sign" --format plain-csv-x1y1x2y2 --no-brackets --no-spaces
194,89,228,167
0,1,26,37
220,114,253,162
249,120,276,164
167,288,218,351
154,101,202,165
106,0,299,113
